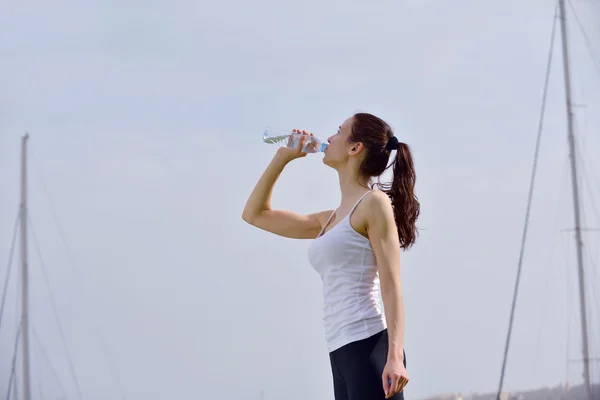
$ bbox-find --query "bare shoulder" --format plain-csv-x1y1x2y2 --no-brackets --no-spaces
365,190,393,211
366,189,392,206
350,190,392,236
363,190,394,226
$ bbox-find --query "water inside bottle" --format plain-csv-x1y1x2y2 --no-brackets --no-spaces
262,127,327,153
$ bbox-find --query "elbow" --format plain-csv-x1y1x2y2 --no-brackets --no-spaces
242,206,268,226
241,209,256,225
241,211,252,224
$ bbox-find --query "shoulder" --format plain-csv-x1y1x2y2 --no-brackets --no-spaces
364,190,393,213
365,189,391,206
350,190,393,236
363,190,394,226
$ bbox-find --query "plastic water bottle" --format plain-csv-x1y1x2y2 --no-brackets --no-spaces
262,127,328,153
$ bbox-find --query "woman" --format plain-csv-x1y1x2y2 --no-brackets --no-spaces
242,112,419,400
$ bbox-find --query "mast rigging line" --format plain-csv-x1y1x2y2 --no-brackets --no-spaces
5,321,23,400
0,211,20,335
559,0,593,393
32,151,127,400
567,0,600,76
31,324,70,399
29,215,83,400
495,4,559,399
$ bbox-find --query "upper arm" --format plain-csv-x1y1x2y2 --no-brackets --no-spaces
365,191,401,286
244,209,333,239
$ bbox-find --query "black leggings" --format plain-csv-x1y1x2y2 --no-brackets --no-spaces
329,329,406,400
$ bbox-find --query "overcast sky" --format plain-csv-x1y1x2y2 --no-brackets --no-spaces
1,1,600,399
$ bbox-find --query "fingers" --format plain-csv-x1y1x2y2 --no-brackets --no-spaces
290,129,303,149
396,376,408,393
298,132,308,156
286,128,313,157
306,132,317,152
300,130,319,153
396,375,408,394
386,376,399,399
383,373,409,398
382,375,391,398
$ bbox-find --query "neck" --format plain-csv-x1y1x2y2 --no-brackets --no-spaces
337,165,370,204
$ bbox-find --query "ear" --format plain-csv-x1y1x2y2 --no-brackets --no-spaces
348,141,364,156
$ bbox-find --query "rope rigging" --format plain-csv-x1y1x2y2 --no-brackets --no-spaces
496,4,559,399
0,211,20,335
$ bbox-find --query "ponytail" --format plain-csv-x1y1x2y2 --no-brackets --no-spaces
386,142,420,249
349,112,420,249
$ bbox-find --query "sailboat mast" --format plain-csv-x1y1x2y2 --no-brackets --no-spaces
557,1,592,398
20,133,32,400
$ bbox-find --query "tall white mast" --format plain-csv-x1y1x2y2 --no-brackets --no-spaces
20,133,32,400
557,1,592,399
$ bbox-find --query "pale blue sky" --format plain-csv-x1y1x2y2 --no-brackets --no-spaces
1,1,599,399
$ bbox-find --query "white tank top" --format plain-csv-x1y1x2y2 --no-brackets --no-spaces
307,190,386,352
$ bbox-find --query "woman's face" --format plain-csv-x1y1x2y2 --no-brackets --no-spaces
322,116,355,168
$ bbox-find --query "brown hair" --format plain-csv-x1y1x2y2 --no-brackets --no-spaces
349,113,420,249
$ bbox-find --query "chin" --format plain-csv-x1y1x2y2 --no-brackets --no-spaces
322,157,336,169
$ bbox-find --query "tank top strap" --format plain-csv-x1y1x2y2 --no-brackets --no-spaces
317,190,373,238
348,190,373,218
318,208,338,237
